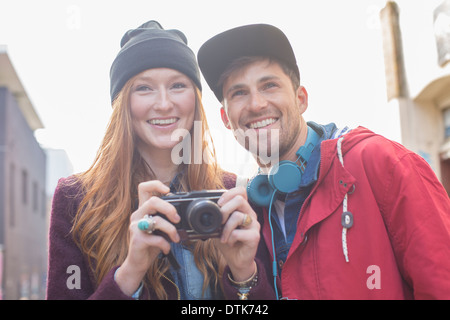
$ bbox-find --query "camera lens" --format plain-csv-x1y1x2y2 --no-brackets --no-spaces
186,199,222,234
200,212,213,227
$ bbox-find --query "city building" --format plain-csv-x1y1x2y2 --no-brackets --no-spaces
380,0,450,195
0,45,47,299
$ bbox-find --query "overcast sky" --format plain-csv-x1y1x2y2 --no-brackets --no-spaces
0,0,444,177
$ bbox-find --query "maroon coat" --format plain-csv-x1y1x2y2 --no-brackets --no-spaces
46,176,141,299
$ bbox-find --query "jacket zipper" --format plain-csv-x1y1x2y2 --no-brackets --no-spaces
161,273,181,300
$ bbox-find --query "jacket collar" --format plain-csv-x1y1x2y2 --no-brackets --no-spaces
290,127,374,249
261,126,369,258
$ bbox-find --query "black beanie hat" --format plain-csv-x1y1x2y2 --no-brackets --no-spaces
110,20,202,102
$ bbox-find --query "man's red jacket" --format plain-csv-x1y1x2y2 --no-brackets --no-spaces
224,127,450,299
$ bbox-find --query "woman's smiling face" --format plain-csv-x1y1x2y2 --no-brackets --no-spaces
130,68,196,154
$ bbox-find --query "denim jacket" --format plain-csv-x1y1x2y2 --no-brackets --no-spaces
168,242,214,299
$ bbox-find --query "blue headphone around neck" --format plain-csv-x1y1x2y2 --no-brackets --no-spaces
247,125,321,208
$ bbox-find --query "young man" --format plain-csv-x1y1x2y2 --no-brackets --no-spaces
198,23,450,299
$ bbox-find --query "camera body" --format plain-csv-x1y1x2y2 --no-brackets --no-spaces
160,190,225,241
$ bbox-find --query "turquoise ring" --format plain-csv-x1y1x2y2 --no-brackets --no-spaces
138,215,156,234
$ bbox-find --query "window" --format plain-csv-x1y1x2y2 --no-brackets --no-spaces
22,169,28,205
42,190,47,219
444,107,450,139
32,181,38,212
10,163,15,227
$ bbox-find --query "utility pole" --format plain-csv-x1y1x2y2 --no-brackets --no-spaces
380,1,413,149
380,1,409,101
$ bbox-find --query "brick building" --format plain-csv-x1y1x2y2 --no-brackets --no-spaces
0,46,47,299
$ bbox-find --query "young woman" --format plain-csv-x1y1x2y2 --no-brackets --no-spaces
46,20,261,300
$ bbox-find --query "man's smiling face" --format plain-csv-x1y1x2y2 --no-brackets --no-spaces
221,59,308,164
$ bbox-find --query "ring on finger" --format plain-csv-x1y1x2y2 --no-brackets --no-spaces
240,214,252,228
138,215,157,234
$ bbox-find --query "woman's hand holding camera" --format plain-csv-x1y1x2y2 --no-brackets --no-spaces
115,180,180,296
216,186,260,282
115,182,260,296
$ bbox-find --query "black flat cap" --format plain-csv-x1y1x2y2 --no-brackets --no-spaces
198,23,299,102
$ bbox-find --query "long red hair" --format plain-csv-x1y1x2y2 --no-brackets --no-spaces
71,73,225,299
